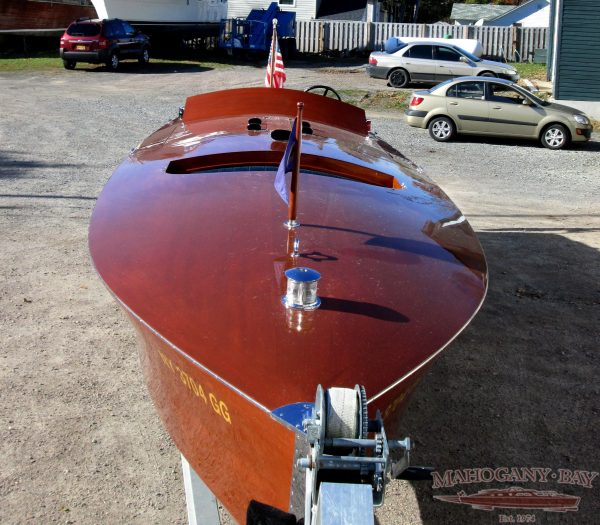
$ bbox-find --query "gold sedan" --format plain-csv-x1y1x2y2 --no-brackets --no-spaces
406,76,593,149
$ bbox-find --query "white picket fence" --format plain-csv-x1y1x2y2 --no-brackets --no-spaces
296,21,548,62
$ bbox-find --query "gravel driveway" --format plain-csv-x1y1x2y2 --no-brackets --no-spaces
1,59,599,525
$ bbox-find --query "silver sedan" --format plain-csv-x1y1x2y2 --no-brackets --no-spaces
367,41,519,88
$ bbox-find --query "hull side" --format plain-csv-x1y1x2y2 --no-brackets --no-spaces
130,311,298,522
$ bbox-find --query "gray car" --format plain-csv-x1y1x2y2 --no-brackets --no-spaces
367,41,519,88
405,77,593,150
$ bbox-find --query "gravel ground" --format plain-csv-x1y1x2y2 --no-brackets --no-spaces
1,58,599,525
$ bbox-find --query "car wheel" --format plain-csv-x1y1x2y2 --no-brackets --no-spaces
428,116,456,142
388,69,409,88
63,60,76,70
541,123,569,150
139,48,150,65
106,53,119,71
479,71,497,77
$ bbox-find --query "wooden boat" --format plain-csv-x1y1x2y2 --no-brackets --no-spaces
89,87,487,522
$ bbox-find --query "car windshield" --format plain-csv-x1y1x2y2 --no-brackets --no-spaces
67,23,100,37
523,90,550,106
454,47,481,62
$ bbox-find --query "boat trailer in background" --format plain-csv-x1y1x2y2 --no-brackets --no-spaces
219,2,296,57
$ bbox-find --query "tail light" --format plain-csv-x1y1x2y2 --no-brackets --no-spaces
60,39,65,48
98,37,108,48
410,96,424,107
369,56,377,65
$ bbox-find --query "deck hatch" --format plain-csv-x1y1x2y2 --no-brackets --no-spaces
166,152,404,190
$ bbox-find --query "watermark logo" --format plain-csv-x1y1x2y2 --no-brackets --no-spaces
432,467,597,516
434,487,580,512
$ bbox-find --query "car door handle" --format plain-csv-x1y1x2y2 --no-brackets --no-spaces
449,102,458,105
492,106,502,110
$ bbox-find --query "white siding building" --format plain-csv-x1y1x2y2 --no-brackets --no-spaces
227,0,323,20
227,0,379,21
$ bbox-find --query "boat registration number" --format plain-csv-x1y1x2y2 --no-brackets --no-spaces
75,45,86,51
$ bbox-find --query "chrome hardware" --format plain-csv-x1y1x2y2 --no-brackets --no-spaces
284,219,300,229
282,267,321,310
298,385,412,524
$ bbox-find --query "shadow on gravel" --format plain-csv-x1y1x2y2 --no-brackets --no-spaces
0,193,96,201
79,63,214,75
451,134,600,152
0,150,81,179
399,231,600,524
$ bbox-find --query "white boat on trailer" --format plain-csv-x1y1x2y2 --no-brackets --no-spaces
90,0,227,25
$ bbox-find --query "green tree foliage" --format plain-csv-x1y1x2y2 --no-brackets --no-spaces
416,0,453,22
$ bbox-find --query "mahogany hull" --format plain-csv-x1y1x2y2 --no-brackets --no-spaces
129,309,297,523
89,88,487,520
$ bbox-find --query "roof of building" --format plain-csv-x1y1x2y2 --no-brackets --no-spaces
450,3,515,22
486,0,549,24
318,8,366,21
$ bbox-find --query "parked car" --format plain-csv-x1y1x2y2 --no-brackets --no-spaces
367,41,519,88
60,18,150,71
405,77,593,150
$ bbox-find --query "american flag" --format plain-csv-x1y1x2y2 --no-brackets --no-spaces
265,34,286,88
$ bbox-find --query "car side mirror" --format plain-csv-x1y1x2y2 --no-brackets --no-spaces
522,98,532,105
459,56,468,63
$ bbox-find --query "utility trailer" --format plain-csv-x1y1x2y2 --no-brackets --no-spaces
219,2,296,57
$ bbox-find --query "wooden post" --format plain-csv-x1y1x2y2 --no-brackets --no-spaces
287,102,304,226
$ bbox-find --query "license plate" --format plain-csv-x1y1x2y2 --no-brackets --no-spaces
75,45,86,51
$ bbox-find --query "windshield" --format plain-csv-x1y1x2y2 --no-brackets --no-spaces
454,46,482,62
519,88,550,107
67,23,100,37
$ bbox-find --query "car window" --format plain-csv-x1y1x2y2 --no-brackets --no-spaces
488,83,526,104
109,20,126,38
122,21,136,35
103,21,117,38
436,46,462,62
447,81,485,100
406,45,433,60
67,23,101,37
